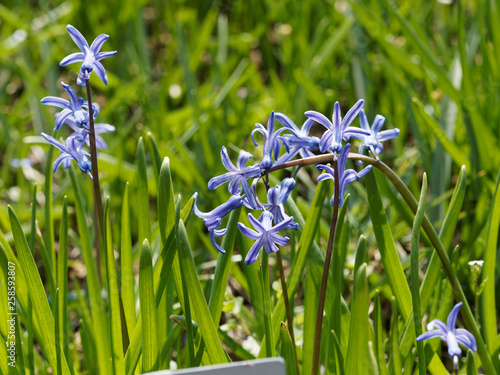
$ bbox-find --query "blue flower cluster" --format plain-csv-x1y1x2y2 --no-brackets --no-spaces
40,25,116,179
194,101,400,264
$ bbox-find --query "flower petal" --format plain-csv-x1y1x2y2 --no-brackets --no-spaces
359,110,370,131
93,61,109,85
53,154,72,172
95,51,118,61
41,96,70,110
455,329,477,352
447,302,462,330
247,212,266,233
54,109,73,131
208,172,236,190
319,130,334,153
244,238,264,265
305,110,333,131
341,99,364,130
371,114,386,133
343,127,371,141
60,52,85,66
377,128,400,142
90,34,109,54
66,25,89,52
416,330,447,342
220,146,237,172
237,222,260,240
237,150,254,170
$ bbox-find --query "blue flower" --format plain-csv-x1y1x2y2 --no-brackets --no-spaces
416,302,477,360
305,100,370,154
251,111,290,169
317,144,372,207
41,82,99,131
60,25,117,86
357,109,400,156
274,113,320,165
238,211,293,265
65,117,115,149
41,132,92,178
208,146,261,208
192,193,244,254
263,178,298,230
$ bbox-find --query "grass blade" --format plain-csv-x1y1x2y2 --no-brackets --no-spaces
390,297,402,375
137,136,151,245
104,198,125,375
280,322,297,375
139,239,158,373
373,292,386,375
57,197,70,369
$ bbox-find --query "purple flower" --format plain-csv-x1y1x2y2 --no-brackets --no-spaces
192,193,244,254
65,117,115,149
41,82,99,131
305,100,370,153
60,25,117,86
251,111,290,169
263,178,298,230
238,211,293,265
208,146,261,208
357,109,400,156
274,113,320,165
317,144,372,207
416,302,477,360
41,132,92,178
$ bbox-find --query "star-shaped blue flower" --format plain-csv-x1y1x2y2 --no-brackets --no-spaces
60,25,117,86
416,302,477,360
305,100,370,154
316,144,372,207
41,82,99,131
208,146,261,208
357,109,400,156
251,111,290,169
238,211,293,265
192,192,244,254
274,113,320,165
41,132,92,178
263,178,298,230
65,117,115,149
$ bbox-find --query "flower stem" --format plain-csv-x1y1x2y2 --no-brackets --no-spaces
84,79,104,280
311,157,339,375
261,251,274,358
276,250,300,375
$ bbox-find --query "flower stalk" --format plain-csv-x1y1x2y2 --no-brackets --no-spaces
311,157,340,375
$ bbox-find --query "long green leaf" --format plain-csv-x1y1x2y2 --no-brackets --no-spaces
390,297,402,375
177,219,228,364
365,171,412,321
139,239,158,373
280,322,297,375
410,174,427,375
373,292,386,375
8,206,70,375
137,137,151,245
57,197,70,368
345,262,369,374
105,198,125,375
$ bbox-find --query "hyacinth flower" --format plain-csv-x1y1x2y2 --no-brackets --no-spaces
274,112,320,165
208,146,261,208
238,211,293,265
192,193,244,253
357,109,400,157
41,82,99,131
251,111,290,169
317,144,372,207
41,132,92,178
305,100,370,154
60,25,117,86
263,178,299,230
417,302,477,369
65,117,115,149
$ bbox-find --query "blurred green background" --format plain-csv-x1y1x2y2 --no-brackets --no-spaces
0,0,499,342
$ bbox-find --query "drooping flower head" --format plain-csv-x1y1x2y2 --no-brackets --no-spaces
274,113,320,165
305,100,370,154
357,109,400,156
238,211,293,265
60,25,117,86
416,302,477,364
208,146,261,208
251,111,290,169
41,132,92,178
316,144,372,207
41,82,99,131
65,117,115,149
192,193,244,254
263,178,299,230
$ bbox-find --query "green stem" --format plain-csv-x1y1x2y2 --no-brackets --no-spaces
311,157,339,375
261,251,274,358
84,79,104,281
270,153,495,374
276,250,300,375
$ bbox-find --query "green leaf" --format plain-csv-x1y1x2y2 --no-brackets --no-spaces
467,350,477,375
176,219,228,364
482,170,500,366
57,197,70,367
158,157,175,246
104,198,125,375
365,170,412,321
8,206,70,375
373,292,386,375
139,239,158,373
120,182,136,336
136,136,151,245
345,263,369,374
410,174,427,375
390,297,402,375
43,141,56,297
280,322,297,375
146,131,163,189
